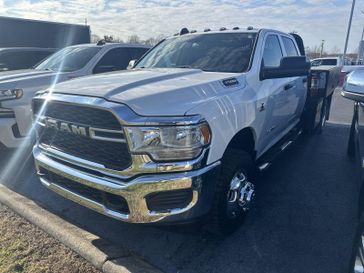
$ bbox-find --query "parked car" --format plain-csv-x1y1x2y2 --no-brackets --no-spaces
342,69,364,273
311,57,343,67
32,27,339,235
0,47,56,72
0,41,150,149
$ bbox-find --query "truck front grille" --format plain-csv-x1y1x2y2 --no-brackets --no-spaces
33,99,121,130
40,167,130,214
33,99,132,171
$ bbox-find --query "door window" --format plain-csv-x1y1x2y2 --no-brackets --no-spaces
282,37,299,56
263,35,283,67
93,48,132,74
129,47,149,60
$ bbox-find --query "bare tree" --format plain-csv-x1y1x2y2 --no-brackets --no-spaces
330,46,341,55
104,35,114,42
128,35,141,44
92,34,164,46
91,34,101,43
144,35,165,46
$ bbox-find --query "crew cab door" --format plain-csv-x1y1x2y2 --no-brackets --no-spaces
260,34,293,143
279,35,307,124
257,33,307,155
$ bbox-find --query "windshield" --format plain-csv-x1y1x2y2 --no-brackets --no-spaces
35,46,101,72
136,33,257,73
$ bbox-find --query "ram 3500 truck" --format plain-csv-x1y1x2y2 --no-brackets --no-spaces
32,27,334,234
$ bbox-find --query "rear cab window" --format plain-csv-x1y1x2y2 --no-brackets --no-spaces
281,36,299,56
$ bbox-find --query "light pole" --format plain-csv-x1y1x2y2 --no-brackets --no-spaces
361,11,364,41
320,40,325,57
343,0,356,64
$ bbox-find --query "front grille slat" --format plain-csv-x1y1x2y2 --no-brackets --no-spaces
33,99,121,130
34,99,132,171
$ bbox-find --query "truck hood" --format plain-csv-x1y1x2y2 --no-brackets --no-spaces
0,69,55,84
52,68,244,116
0,69,74,93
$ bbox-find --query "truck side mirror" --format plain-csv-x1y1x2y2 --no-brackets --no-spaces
260,56,310,80
127,59,137,70
342,69,364,103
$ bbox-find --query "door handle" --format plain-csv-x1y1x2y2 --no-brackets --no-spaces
284,84,295,90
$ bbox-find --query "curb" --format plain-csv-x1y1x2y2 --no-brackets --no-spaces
0,184,162,273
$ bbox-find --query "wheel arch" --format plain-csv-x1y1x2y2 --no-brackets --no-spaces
223,127,257,160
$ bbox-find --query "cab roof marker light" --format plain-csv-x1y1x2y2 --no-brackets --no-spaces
179,28,189,35
220,27,227,31
204,28,211,32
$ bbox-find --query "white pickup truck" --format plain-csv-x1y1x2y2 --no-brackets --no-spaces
0,42,149,148
32,27,332,234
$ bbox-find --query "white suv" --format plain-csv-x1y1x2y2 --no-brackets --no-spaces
0,42,150,148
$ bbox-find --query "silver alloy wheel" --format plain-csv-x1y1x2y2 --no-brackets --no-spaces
226,171,255,219
355,236,364,273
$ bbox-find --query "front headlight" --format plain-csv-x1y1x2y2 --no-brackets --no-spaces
125,122,211,161
0,89,23,101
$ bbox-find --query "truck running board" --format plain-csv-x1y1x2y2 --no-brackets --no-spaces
257,128,302,172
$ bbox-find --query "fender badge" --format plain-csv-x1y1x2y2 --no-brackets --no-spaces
222,78,239,87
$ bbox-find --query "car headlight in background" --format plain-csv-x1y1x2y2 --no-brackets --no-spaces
0,89,23,101
125,122,211,161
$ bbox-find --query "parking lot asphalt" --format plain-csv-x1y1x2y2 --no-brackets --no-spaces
0,89,361,273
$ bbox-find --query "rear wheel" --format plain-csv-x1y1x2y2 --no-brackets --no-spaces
208,149,255,235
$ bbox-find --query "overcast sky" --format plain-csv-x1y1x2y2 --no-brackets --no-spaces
1,0,364,53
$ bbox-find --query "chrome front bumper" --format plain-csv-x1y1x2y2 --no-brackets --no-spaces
33,146,220,223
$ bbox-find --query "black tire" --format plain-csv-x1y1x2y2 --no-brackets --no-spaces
208,149,254,235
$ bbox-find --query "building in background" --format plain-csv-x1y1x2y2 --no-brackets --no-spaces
0,16,90,49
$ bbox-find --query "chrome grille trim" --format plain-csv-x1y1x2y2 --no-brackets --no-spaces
37,145,209,181
36,116,126,143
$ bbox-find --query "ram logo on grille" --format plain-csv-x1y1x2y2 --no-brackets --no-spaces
44,117,88,137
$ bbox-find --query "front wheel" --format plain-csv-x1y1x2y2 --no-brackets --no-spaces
208,149,255,235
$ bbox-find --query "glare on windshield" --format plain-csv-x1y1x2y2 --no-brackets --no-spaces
35,46,101,72
136,33,257,73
